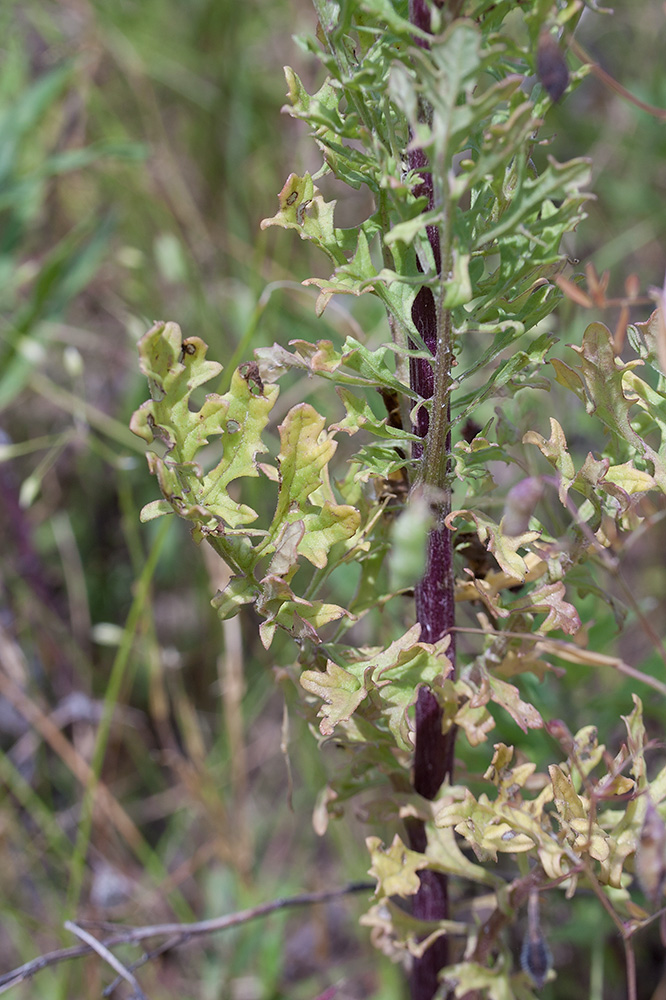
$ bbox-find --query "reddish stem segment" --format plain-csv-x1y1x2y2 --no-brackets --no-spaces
407,3,457,999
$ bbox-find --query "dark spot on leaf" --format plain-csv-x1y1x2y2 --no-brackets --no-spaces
537,32,569,102
238,361,265,395
181,340,197,356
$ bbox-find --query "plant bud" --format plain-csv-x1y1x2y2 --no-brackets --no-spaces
521,891,552,989
389,490,435,591
636,798,666,904
537,32,569,103
502,477,544,536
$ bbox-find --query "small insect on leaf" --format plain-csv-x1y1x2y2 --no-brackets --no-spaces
537,32,569,103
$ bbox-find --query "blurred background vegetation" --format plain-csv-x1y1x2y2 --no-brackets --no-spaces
0,1,665,997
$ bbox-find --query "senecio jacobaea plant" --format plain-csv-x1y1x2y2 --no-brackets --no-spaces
131,1,666,998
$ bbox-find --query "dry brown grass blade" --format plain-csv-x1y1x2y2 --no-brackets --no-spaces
0,625,144,853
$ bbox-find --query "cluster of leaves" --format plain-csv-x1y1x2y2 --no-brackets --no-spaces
132,0,666,993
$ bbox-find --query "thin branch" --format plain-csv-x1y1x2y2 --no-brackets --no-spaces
0,882,373,995
0,944,92,995
102,934,184,997
569,37,666,122
624,935,638,1000
469,869,544,966
65,922,148,1000
567,852,638,1000
450,627,666,700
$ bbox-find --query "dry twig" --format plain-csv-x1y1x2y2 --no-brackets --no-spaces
0,882,373,996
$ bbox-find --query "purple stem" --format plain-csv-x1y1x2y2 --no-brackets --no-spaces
406,3,457,999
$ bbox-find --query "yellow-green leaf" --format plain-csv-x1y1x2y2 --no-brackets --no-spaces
366,835,427,898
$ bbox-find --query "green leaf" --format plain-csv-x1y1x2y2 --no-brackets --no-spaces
257,574,351,649
384,206,443,248
507,580,581,635
622,695,647,785
628,308,666,380
357,0,429,39
603,461,655,495
332,387,418,441
303,228,380,314
301,626,453,750
436,788,537,863
554,323,666,491
391,22,482,168
446,509,540,581
366,834,428,899
211,576,260,620
298,502,362,568
256,337,417,397
284,68,349,136
260,172,352,264
428,820,504,887
139,499,174,522
484,744,536,799
443,252,472,308
375,636,453,750
339,336,416,396
301,660,368,736
443,960,540,1000
473,156,590,251
488,675,543,732
523,418,576,504
453,431,514,495
132,322,279,531
454,333,555,423
270,403,334,534
451,684,496,746
361,897,468,958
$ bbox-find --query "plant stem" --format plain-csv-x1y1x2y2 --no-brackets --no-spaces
407,3,457,999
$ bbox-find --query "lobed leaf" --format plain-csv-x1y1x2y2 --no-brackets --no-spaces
366,834,428,899
443,960,540,1000
301,626,453,750
446,509,540,581
553,323,666,491
257,573,352,649
131,322,279,530
301,660,368,736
